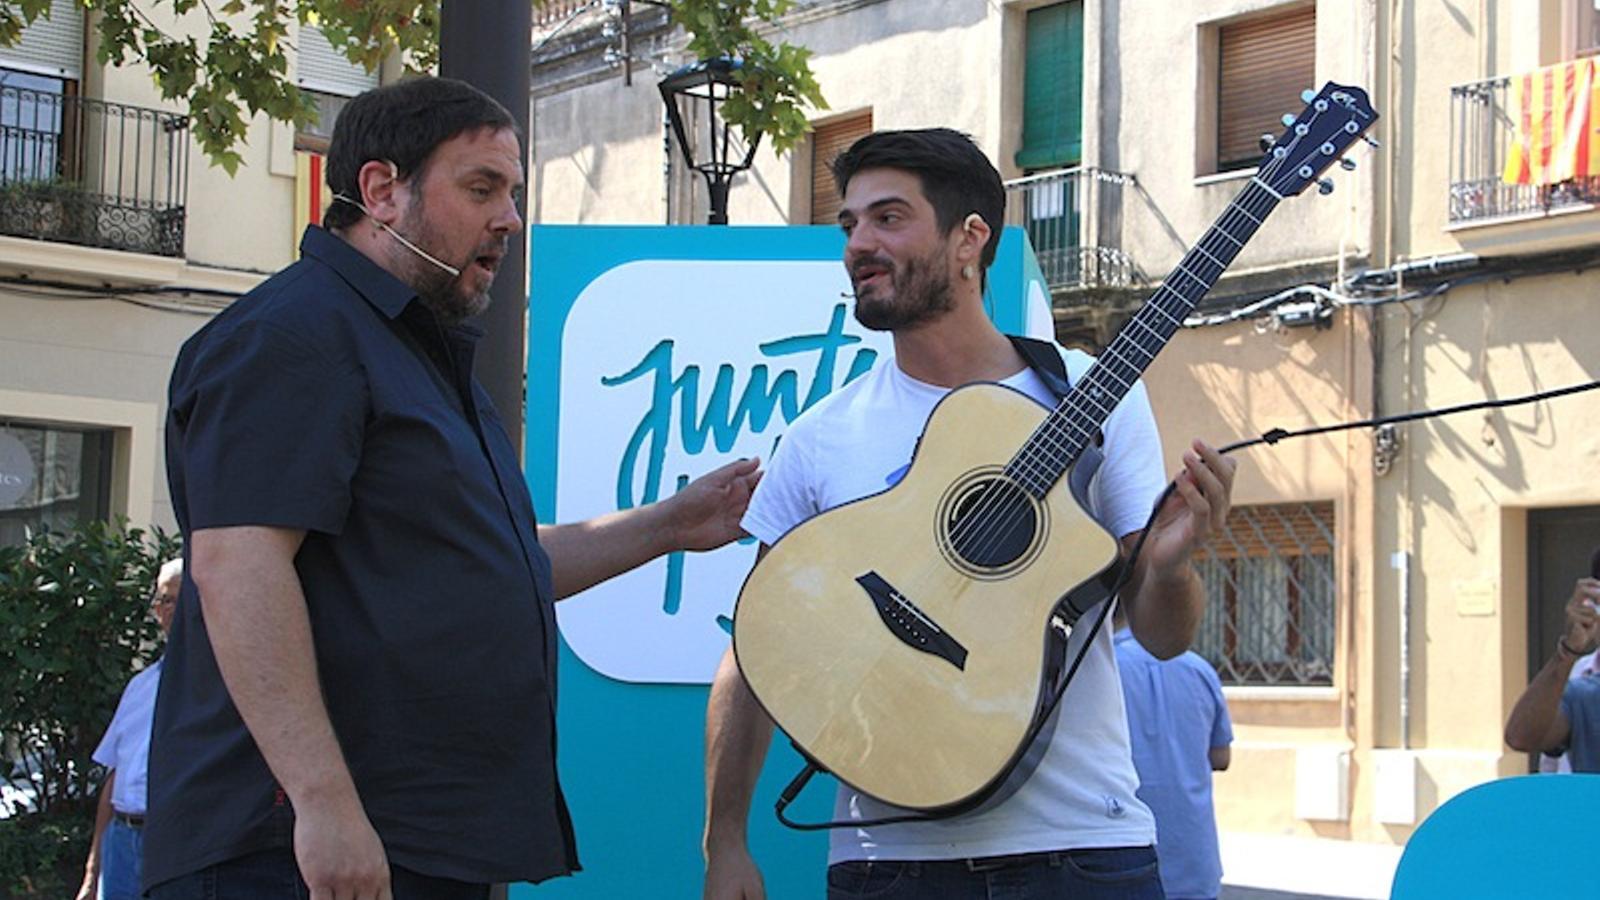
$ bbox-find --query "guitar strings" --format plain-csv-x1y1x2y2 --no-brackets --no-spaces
947,139,1298,569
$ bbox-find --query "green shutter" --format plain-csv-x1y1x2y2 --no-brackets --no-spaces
1016,1,1083,171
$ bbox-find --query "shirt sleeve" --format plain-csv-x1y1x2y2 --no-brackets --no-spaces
739,424,818,546
172,321,367,534
1205,664,1234,748
1091,377,1168,539
92,682,138,769
1559,683,1582,755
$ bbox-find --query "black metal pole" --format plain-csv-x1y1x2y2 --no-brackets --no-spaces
441,0,532,452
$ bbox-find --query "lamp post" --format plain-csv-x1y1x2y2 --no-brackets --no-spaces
658,57,760,224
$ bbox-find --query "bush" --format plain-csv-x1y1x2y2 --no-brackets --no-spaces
0,519,179,896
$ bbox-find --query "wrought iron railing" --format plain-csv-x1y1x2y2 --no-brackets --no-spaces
535,0,594,27
1003,166,1135,291
1192,502,1337,687
0,86,190,257
1449,75,1600,223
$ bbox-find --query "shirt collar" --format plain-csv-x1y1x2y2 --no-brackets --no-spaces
299,225,418,320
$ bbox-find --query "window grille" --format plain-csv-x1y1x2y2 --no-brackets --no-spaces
1192,501,1336,686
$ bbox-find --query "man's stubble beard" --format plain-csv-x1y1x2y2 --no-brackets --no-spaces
851,247,956,333
396,197,493,326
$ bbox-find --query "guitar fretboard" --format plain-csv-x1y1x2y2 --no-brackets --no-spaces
1006,178,1283,497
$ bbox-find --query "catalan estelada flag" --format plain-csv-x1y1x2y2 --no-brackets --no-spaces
1503,58,1600,185
294,151,332,257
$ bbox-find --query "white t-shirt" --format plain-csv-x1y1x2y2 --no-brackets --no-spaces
92,658,163,815
740,347,1166,863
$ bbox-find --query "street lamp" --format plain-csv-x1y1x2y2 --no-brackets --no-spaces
658,57,760,224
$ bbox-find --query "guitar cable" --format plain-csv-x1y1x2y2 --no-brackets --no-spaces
770,375,1600,832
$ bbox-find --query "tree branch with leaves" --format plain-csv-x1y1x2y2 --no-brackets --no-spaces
0,0,825,172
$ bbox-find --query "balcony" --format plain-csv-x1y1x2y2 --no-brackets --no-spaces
1003,166,1135,292
0,86,190,258
1449,75,1600,225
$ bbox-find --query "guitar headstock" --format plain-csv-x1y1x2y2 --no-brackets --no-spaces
1257,82,1379,197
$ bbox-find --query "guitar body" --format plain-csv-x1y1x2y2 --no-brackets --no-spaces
733,382,1118,812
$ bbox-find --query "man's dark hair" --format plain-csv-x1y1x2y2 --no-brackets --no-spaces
323,77,518,231
829,127,1006,274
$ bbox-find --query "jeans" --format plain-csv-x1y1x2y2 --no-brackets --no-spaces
99,817,144,900
146,848,490,900
826,846,1165,900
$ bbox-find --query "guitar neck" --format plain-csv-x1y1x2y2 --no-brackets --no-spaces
1008,176,1285,495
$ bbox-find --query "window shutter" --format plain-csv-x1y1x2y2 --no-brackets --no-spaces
1217,4,1316,170
0,0,84,80
810,110,873,225
1016,1,1083,171
297,26,379,97
1203,502,1335,560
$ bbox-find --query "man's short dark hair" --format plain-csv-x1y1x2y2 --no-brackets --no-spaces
323,77,518,231
829,128,1006,274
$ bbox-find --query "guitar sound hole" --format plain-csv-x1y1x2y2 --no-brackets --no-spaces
944,477,1038,570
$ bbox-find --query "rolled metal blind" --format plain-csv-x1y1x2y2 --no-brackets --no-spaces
1218,4,1316,170
296,26,378,97
0,0,84,80
810,109,873,225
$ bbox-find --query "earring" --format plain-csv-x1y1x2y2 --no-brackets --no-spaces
961,264,975,281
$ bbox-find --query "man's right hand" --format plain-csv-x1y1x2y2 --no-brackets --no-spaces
295,800,392,900
1564,578,1600,654
703,847,766,900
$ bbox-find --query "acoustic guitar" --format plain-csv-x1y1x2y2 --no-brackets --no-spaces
733,83,1379,814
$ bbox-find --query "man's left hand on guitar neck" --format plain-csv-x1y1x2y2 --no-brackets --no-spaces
1120,438,1238,660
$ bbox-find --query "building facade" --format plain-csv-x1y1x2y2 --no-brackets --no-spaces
0,2,383,542
529,0,1600,854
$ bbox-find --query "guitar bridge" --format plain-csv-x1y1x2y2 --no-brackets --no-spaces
855,571,967,670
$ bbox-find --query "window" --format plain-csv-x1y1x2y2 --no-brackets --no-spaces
0,423,114,548
0,0,82,183
1572,0,1600,58
1215,4,1315,173
294,26,378,152
1192,502,1336,687
810,109,872,225
1016,1,1083,171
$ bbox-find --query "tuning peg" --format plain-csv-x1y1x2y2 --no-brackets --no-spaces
1317,179,1335,195
1281,114,1298,127
1301,89,1317,103
1259,133,1277,152
1363,135,1381,149
1338,158,1357,171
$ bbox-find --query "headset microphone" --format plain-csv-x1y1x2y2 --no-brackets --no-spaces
330,192,463,278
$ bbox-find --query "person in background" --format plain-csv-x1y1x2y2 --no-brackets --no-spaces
1507,547,1600,773
77,557,182,900
1114,606,1233,900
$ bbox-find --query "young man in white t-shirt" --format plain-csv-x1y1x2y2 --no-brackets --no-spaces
701,128,1238,899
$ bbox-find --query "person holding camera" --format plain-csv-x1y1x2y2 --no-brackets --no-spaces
1506,549,1600,772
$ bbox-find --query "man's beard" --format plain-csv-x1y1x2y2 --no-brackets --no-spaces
395,200,497,326
851,248,955,332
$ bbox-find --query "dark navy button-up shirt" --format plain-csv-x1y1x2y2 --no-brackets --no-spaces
146,226,577,889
